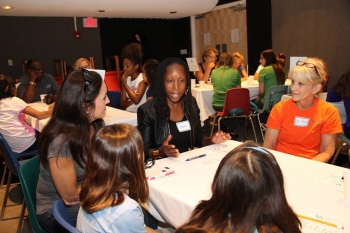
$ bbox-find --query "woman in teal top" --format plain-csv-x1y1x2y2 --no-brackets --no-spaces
255,49,286,109
211,52,241,111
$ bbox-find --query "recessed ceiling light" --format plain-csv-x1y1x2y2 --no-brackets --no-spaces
2,6,14,10
97,10,105,13
170,11,177,14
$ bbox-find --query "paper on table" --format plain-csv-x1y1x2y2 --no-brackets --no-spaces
300,212,344,233
318,170,344,192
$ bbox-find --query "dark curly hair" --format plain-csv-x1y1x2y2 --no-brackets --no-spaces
121,43,142,73
143,59,159,90
153,57,196,134
0,74,16,100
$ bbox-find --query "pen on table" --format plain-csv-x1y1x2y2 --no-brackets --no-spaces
297,214,344,229
186,154,206,161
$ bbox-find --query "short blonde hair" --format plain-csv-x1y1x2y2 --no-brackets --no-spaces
74,58,91,71
201,47,218,63
289,57,327,87
232,52,244,63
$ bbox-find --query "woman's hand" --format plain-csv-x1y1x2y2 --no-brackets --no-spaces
121,73,128,85
208,61,215,69
160,135,180,158
61,196,79,206
211,131,231,144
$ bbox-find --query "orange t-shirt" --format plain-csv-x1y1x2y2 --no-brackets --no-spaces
266,98,343,159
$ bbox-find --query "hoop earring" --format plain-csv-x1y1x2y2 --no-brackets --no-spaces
185,87,188,95
86,112,93,118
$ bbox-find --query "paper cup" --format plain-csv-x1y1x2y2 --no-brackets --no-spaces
40,94,47,103
191,79,196,88
248,75,254,85
344,170,350,201
199,81,205,88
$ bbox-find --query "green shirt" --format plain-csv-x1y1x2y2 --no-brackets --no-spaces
211,66,241,107
259,65,281,104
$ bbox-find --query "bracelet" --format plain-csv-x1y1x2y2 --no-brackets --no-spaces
29,81,36,85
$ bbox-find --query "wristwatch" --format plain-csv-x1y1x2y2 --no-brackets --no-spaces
29,81,36,85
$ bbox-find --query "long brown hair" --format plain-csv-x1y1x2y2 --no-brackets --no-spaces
176,141,301,233
79,124,149,214
261,49,286,85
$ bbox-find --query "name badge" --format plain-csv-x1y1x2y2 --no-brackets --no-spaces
176,120,191,132
294,116,310,127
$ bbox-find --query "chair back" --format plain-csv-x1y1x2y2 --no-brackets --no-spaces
107,91,122,109
105,55,121,79
221,88,251,116
261,85,289,112
19,156,48,233
53,200,82,233
105,71,121,91
0,134,21,177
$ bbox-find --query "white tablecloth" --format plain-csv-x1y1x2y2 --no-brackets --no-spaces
281,92,347,124
146,140,350,232
26,102,137,132
191,80,259,123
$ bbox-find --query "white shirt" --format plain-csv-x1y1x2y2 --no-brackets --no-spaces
125,73,148,113
0,97,36,153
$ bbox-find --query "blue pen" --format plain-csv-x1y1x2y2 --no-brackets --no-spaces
186,154,206,161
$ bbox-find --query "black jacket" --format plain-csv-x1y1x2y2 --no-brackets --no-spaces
137,97,204,160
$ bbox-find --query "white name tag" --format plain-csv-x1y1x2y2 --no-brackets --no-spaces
294,116,310,127
176,120,191,132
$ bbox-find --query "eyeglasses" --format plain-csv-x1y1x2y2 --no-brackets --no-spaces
296,60,319,76
145,158,155,169
81,68,93,88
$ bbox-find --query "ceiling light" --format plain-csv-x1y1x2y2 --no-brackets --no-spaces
170,11,177,14
97,10,105,13
2,6,13,10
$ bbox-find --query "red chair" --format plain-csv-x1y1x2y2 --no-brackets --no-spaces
104,71,121,91
210,88,258,143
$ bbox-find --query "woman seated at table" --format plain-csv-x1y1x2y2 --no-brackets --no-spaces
264,58,343,162
74,57,91,70
0,74,52,153
254,49,286,109
36,69,109,232
232,51,248,81
120,43,148,112
143,59,159,101
194,47,218,83
326,67,350,138
77,124,159,233
176,141,301,233
137,57,231,160
212,52,241,112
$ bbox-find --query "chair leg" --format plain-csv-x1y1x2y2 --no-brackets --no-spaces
0,171,12,220
331,143,346,165
210,114,217,138
257,114,264,141
1,164,7,189
218,117,222,131
17,200,26,233
242,117,248,142
249,117,259,144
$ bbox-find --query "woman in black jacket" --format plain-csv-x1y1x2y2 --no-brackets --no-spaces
137,57,230,160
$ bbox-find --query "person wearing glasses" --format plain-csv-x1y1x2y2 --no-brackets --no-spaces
74,57,92,70
138,57,230,160
120,43,148,112
232,51,248,81
194,47,218,83
176,142,301,233
36,69,110,232
253,49,286,109
17,58,59,103
264,58,342,162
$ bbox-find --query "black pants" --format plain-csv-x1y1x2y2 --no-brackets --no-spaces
344,125,350,139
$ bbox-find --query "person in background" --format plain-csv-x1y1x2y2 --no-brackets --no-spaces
194,47,218,83
254,49,286,109
133,29,152,64
137,57,231,160
175,141,301,233
326,67,350,138
36,69,109,232
264,58,342,162
0,74,52,153
74,58,91,70
17,58,59,103
120,43,148,112
143,59,159,101
77,124,161,233
212,52,241,111
232,52,248,81
276,53,286,69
